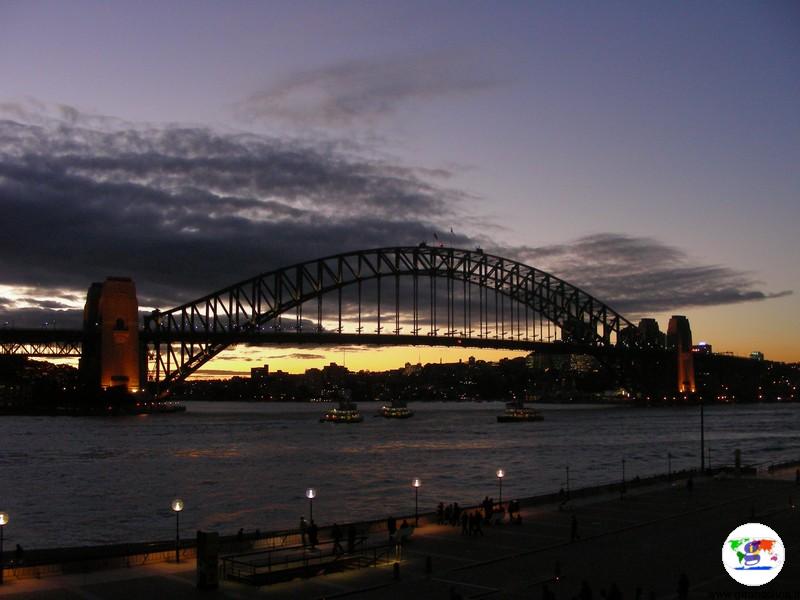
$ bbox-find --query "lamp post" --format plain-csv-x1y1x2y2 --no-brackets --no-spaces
622,458,626,496
0,512,8,585
171,498,183,564
700,394,705,473
496,469,505,507
412,478,421,526
306,488,316,522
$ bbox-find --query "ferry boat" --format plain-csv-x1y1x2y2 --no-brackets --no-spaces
497,394,544,423
378,399,414,419
320,390,363,423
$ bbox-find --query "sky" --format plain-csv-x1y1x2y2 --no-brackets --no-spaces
0,1,798,374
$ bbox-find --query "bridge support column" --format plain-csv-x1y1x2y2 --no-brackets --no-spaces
667,315,696,395
80,277,141,393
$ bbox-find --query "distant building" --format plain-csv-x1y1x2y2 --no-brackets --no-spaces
667,315,696,394
251,364,269,382
638,318,666,349
750,351,764,361
692,342,712,355
570,354,599,374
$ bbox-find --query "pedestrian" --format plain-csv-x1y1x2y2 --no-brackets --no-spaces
473,512,484,537
542,583,555,600
347,524,356,554
300,515,308,547
579,579,593,600
609,582,622,600
387,515,397,539
677,573,689,600
308,520,319,548
332,522,343,554
570,514,579,542
15,544,24,565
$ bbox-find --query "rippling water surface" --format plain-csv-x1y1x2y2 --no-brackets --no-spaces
1,401,798,548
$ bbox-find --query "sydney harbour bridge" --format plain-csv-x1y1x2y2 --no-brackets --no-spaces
0,246,695,397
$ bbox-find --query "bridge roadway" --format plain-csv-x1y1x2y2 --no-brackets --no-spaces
1,470,797,598
0,328,654,357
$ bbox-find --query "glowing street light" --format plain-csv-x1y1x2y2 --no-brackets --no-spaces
306,488,316,522
171,498,184,564
496,469,505,507
0,512,8,585
412,478,421,526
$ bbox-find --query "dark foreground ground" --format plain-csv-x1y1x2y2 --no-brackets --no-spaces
1,471,797,599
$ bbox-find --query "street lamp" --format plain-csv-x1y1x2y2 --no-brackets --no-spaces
668,452,672,481
0,512,8,585
496,469,505,507
306,488,316,522
621,458,626,496
412,478,421,526
171,498,183,564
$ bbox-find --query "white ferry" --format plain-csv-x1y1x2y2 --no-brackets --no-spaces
497,394,544,423
378,399,414,419
320,390,363,423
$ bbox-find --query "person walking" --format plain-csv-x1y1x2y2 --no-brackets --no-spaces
677,573,689,600
308,520,319,548
300,516,308,547
331,523,343,554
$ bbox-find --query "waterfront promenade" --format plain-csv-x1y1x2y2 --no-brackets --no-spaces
1,470,798,599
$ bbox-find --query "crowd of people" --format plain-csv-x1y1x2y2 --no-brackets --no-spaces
435,496,523,532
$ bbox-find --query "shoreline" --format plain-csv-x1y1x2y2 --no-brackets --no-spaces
4,459,799,582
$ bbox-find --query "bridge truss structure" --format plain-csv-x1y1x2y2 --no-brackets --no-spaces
0,329,83,357
144,246,635,391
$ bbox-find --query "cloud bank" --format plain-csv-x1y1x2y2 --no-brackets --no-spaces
0,105,788,330
237,54,500,127
503,234,791,317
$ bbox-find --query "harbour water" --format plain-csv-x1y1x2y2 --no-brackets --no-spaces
1,401,798,549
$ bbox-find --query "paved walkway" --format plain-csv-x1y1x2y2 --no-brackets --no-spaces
1,474,798,599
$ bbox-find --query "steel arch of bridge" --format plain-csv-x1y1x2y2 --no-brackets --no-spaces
144,246,635,390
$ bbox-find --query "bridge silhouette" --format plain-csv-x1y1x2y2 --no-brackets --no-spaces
1,246,685,397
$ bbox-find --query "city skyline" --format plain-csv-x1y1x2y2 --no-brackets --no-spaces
1,1,798,371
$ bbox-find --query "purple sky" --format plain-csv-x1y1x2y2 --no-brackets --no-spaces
0,1,798,363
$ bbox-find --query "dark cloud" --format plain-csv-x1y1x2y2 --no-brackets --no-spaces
267,353,327,361
494,234,792,317
237,53,501,127
0,111,466,318
0,109,788,331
